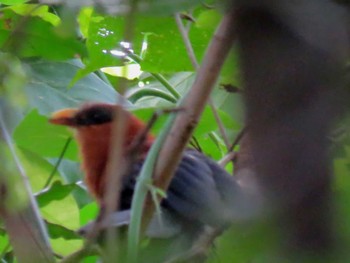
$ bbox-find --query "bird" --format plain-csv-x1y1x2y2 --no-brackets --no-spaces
49,102,247,261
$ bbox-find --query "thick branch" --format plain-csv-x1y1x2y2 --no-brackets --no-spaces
141,9,236,229
0,103,55,263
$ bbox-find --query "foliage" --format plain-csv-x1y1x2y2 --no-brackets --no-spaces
0,1,245,262
1,1,349,262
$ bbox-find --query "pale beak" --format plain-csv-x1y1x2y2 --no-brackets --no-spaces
49,108,78,126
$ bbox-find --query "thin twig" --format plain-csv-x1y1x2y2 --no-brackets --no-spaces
228,126,247,152
218,126,247,168
175,13,199,70
43,137,72,189
92,0,141,260
175,12,231,149
218,151,237,167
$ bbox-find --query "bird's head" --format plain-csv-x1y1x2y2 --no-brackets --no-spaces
49,103,154,200
49,103,115,127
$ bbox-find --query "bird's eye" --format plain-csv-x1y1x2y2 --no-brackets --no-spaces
75,107,113,126
93,113,100,120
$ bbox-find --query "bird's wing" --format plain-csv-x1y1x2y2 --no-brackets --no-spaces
163,149,242,228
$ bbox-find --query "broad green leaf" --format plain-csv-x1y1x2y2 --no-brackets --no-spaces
82,13,214,75
41,194,80,230
140,17,213,73
13,109,79,160
0,0,28,4
24,59,123,115
66,0,202,16
129,0,203,15
194,106,238,138
215,91,244,126
80,202,98,227
82,256,99,263
16,148,56,192
50,238,83,256
0,10,85,60
208,223,279,263
57,159,93,208
196,9,222,30
194,134,223,160
220,48,242,86
0,232,9,256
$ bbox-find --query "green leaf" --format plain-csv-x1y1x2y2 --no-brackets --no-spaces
16,148,56,192
141,17,213,73
24,59,123,115
0,0,28,5
65,0,202,16
3,4,60,26
82,13,214,75
0,10,85,60
194,135,223,160
46,221,80,240
195,106,239,138
13,109,79,160
195,9,222,31
80,202,98,227
41,194,80,230
40,191,81,255
131,0,203,15
220,48,242,86
50,238,83,256
78,7,94,38
36,181,77,207
56,159,93,208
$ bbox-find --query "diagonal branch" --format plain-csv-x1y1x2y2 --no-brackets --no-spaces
141,8,237,232
175,12,231,149
0,104,55,263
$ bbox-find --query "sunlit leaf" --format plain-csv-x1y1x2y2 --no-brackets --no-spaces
3,4,60,25
41,194,80,230
16,148,56,192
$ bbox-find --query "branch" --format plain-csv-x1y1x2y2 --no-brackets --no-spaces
0,103,55,263
91,0,141,260
142,8,237,235
175,12,231,149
